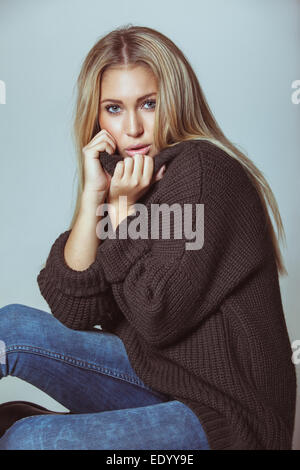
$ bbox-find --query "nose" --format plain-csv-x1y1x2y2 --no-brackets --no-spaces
125,111,143,137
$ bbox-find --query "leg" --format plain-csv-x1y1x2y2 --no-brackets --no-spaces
0,400,211,450
0,304,171,413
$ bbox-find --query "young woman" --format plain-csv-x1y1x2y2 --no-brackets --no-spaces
0,25,296,450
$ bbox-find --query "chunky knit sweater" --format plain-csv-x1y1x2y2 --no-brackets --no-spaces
37,140,297,450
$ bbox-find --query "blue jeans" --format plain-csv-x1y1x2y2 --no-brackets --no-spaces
0,303,210,450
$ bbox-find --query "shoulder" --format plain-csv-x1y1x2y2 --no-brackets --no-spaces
163,139,267,237
167,139,251,181
165,139,259,203
188,140,269,240
187,140,262,206
188,139,251,180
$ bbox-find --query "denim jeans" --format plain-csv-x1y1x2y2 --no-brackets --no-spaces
0,303,210,450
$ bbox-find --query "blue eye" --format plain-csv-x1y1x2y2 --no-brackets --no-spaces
105,104,120,114
142,100,156,110
105,99,156,115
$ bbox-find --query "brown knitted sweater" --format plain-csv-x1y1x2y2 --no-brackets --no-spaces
37,140,297,450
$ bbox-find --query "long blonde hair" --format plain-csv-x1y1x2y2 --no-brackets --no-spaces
51,24,287,275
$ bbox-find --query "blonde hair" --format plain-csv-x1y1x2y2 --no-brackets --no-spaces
46,24,288,275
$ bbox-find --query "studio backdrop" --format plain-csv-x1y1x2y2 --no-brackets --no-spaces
0,0,299,450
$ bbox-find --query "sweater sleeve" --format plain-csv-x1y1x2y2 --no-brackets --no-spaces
36,230,124,331
96,157,271,348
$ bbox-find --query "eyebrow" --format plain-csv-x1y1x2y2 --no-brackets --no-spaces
100,92,157,104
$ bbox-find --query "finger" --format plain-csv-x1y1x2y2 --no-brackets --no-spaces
89,140,115,156
102,141,116,155
123,157,134,179
152,164,166,182
142,155,154,182
157,164,166,178
113,160,124,179
104,169,112,182
132,154,144,180
90,132,116,153
91,129,115,145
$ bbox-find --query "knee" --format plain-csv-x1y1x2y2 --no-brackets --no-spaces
0,304,49,346
0,304,29,331
0,303,49,326
0,304,20,331
0,416,39,450
0,303,28,318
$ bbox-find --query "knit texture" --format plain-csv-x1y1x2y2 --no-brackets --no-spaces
37,140,297,450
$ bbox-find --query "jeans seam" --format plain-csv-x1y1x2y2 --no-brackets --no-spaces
5,344,155,392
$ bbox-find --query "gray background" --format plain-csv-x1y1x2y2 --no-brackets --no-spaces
0,0,299,449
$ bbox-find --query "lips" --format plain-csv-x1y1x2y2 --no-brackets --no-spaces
125,145,151,156
126,144,150,150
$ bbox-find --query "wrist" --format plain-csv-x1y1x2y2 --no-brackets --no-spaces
81,189,106,207
109,203,136,232
80,190,107,217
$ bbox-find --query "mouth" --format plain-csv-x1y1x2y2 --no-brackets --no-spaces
125,144,151,156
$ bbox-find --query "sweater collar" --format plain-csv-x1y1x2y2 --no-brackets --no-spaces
99,141,191,177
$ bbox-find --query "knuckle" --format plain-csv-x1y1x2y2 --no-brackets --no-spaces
131,178,139,187
143,178,151,187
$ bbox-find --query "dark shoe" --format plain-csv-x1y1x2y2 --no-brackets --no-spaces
0,400,70,439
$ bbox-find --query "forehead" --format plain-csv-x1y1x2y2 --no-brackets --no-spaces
100,65,158,100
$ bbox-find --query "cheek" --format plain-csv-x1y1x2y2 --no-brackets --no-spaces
99,114,121,137
145,112,156,128
98,110,109,130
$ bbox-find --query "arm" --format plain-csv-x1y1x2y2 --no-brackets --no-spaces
64,190,105,271
37,191,123,331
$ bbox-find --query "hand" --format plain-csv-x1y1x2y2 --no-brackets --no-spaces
81,129,116,195
106,153,166,232
107,154,166,209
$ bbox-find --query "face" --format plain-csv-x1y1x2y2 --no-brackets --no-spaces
98,64,159,159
